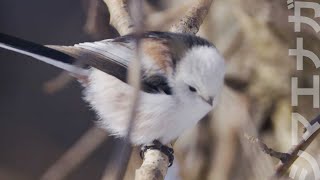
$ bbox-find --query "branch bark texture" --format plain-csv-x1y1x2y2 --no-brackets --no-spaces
170,0,214,34
103,0,134,35
135,148,170,180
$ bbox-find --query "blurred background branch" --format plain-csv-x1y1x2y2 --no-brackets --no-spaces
1,0,320,180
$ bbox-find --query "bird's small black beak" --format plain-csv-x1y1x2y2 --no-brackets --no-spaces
202,96,214,106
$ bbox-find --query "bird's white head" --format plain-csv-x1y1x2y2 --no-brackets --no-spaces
173,45,225,110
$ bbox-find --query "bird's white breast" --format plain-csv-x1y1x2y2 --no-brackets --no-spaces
83,68,211,145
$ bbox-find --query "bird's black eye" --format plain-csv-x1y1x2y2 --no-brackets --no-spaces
188,86,197,92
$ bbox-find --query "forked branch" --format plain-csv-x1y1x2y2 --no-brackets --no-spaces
247,115,320,178
273,115,320,178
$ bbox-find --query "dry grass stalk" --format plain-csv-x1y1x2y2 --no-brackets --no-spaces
101,0,143,179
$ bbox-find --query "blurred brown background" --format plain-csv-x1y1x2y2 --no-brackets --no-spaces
0,0,118,179
1,0,320,180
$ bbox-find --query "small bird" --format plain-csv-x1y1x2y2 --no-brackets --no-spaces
0,31,225,164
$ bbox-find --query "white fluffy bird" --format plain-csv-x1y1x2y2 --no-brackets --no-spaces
0,31,225,146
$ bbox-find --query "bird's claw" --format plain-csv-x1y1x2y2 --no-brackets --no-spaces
140,140,174,167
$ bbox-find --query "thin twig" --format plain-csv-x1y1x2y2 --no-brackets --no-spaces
244,134,289,163
114,0,144,177
273,114,320,178
247,114,320,178
100,0,144,179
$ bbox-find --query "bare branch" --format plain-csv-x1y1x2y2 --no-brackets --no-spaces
246,114,320,178
170,0,214,34
244,134,289,163
273,115,320,178
135,148,170,180
103,0,135,35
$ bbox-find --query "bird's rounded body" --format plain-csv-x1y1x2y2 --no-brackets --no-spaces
81,32,225,145
84,68,212,144
0,31,225,145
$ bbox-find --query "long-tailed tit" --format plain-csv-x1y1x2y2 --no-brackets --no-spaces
0,31,225,164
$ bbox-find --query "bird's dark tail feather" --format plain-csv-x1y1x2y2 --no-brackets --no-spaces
0,33,88,76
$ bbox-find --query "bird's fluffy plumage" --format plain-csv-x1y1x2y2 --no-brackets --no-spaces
0,31,225,145
79,33,225,144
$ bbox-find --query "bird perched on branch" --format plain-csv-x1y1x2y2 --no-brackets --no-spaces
0,31,225,166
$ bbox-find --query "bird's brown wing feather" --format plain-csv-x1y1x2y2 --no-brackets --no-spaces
50,37,174,94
